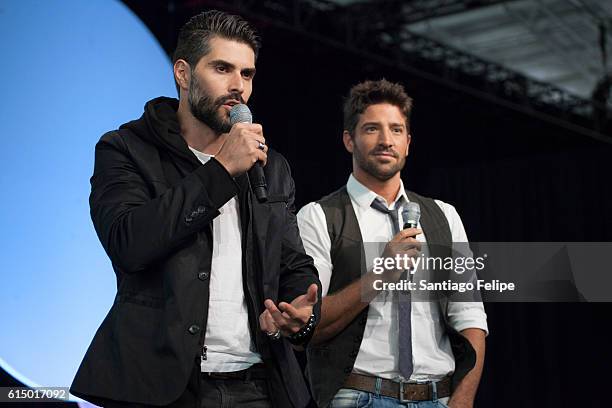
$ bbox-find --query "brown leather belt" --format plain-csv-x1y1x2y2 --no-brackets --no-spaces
203,363,267,380
344,372,451,402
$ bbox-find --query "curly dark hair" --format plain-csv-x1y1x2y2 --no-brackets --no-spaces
172,10,261,93
343,79,413,135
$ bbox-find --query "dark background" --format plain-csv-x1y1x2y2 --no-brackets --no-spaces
3,1,611,406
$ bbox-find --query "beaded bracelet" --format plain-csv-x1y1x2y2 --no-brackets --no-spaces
288,313,317,345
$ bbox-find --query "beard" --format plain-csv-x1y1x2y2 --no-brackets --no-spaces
188,73,243,134
353,143,406,181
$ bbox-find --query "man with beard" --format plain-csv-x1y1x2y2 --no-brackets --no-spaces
297,80,487,408
70,10,321,408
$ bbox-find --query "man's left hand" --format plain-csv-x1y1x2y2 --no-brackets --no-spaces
259,283,318,338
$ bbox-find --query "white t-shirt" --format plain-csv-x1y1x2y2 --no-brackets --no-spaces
189,147,262,372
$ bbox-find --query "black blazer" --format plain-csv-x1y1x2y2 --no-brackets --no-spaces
70,120,320,407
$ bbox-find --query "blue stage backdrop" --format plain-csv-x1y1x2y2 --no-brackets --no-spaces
0,0,175,400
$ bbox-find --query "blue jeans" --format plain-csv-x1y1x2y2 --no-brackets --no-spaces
330,387,450,408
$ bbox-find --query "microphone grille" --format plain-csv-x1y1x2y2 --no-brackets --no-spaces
229,103,252,125
403,202,421,224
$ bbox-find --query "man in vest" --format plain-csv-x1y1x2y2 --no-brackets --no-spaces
297,79,488,408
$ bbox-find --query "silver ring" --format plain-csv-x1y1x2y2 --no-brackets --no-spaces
257,141,265,151
266,330,281,340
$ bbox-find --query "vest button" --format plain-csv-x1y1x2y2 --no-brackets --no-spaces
188,324,201,335
198,271,210,281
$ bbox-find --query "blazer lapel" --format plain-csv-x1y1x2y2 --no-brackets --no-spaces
239,173,270,271
236,174,251,247
237,173,270,300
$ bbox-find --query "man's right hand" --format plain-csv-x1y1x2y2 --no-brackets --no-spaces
380,227,423,280
215,123,268,177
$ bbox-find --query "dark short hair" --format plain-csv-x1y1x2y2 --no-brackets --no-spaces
172,10,261,93
343,79,413,135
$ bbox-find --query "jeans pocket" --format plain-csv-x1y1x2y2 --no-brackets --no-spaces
330,388,372,408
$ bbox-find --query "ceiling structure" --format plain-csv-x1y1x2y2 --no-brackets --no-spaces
170,0,612,139
402,0,612,102
326,0,612,139
324,0,611,101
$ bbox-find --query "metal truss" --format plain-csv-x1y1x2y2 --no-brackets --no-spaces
190,0,611,141
347,0,518,24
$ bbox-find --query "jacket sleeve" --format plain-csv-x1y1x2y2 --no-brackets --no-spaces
89,132,238,274
276,156,323,328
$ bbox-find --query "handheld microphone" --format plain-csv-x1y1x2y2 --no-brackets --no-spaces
402,202,421,276
402,202,421,229
229,104,268,202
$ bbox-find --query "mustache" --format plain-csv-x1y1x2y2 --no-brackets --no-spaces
370,147,399,158
215,92,245,107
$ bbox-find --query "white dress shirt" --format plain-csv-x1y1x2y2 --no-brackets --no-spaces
297,174,488,382
189,147,262,372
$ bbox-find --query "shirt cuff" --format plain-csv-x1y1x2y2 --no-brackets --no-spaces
450,318,489,337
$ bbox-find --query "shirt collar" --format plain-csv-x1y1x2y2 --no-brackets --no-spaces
346,173,409,210
188,146,214,164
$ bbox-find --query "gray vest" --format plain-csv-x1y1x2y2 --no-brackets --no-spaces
307,186,476,408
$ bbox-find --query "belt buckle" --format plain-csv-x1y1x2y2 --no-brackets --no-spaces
398,380,411,403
